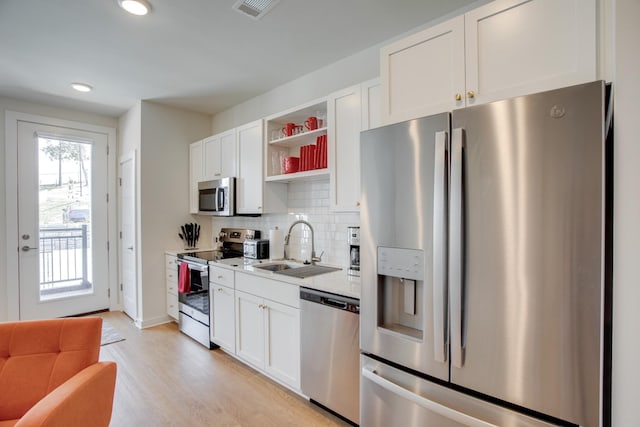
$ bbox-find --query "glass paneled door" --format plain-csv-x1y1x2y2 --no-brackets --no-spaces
17,121,110,319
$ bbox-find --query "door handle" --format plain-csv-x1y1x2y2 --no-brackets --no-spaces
362,367,496,427
433,130,448,363
21,246,38,252
450,128,465,369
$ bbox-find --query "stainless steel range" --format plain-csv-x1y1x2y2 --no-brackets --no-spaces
176,228,259,348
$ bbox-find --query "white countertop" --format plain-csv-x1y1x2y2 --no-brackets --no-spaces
165,247,215,256
212,257,361,299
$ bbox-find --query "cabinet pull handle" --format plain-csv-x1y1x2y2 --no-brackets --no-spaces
217,287,223,292
218,275,224,279
467,90,475,99
455,93,462,101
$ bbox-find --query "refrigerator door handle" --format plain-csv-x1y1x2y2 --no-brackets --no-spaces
450,127,465,368
362,366,497,427
433,130,448,363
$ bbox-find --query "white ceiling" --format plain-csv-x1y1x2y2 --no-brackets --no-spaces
0,0,478,117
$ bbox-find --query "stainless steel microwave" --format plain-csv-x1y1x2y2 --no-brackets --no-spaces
198,177,235,216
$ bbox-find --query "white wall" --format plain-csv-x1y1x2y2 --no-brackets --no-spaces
611,0,640,425
211,46,380,133
210,180,359,268
117,102,143,321
1,96,117,321
136,101,211,326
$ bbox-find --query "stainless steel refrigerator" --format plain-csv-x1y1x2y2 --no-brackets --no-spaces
359,81,611,427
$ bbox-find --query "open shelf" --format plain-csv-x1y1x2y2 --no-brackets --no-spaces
269,127,327,148
265,168,329,183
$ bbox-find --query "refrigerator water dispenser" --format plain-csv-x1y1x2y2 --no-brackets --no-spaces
377,247,425,340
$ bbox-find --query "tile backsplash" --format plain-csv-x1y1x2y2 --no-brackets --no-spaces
209,179,359,268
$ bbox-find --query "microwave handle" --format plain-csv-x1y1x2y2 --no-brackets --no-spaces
217,187,225,212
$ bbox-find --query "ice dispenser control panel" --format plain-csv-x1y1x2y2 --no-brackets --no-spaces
377,247,424,281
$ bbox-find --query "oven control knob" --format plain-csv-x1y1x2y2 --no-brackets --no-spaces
218,231,227,240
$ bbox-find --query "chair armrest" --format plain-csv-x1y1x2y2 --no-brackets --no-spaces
15,362,116,427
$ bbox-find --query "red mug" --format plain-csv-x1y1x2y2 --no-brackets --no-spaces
282,122,296,137
304,116,318,131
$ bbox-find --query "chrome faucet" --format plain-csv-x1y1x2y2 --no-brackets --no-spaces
284,220,323,264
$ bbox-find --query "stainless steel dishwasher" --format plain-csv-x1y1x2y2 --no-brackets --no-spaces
300,287,360,425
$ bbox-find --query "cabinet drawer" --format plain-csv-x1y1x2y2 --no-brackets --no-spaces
165,255,178,270
166,267,177,285
166,279,177,295
210,265,234,287
167,292,179,319
236,272,299,308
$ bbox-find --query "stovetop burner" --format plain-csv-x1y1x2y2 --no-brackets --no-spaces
178,249,242,263
178,228,260,264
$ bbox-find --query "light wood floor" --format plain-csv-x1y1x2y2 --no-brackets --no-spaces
98,311,350,427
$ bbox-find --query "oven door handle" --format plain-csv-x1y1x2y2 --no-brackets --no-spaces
177,260,208,273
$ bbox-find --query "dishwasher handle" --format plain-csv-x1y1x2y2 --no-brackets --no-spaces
300,287,360,314
321,297,348,309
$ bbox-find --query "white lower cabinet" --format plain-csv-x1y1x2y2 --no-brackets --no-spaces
210,265,235,352
235,272,300,390
165,255,178,320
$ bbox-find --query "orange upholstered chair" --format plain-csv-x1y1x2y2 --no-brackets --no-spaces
0,317,116,427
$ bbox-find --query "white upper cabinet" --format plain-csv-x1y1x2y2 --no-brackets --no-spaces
236,120,263,214
381,0,596,124
328,84,362,212
189,140,203,214
381,16,465,124
203,129,237,181
328,79,381,212
464,0,596,107
361,78,382,131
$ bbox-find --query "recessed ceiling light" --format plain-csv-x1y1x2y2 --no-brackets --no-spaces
117,0,151,16
71,83,93,93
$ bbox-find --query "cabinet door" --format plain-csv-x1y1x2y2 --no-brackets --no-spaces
381,15,465,125
236,120,263,214
219,129,237,178
362,78,382,131
202,135,221,181
189,141,203,214
235,290,265,369
328,84,362,212
211,284,235,352
263,300,300,389
464,0,596,106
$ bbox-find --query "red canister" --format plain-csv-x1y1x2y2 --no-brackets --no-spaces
282,156,300,174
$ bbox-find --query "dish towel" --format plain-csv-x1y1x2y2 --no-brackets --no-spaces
178,262,190,293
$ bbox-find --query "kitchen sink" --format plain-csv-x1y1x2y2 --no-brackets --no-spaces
253,262,341,278
253,263,295,272
274,265,341,279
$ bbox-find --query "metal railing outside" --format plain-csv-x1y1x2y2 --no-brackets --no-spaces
39,225,91,294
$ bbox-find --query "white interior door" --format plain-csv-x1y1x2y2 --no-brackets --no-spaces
119,152,138,321
17,120,110,319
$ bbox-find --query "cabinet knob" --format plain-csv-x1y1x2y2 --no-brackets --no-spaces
217,287,223,292
455,93,462,101
217,275,224,279
467,90,475,99
356,201,360,207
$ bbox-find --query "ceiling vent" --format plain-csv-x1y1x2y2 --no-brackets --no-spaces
232,0,279,20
